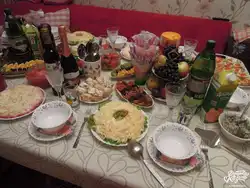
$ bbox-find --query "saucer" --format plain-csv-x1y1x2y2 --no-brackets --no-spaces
28,111,77,142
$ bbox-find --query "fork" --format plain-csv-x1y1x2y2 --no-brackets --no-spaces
201,144,214,188
73,108,92,148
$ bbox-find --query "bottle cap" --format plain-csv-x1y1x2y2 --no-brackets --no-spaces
226,72,237,83
206,40,216,49
4,8,12,15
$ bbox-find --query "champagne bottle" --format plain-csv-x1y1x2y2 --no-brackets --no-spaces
58,25,80,84
39,23,63,96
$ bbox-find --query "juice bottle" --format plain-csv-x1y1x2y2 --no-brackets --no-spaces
24,23,43,59
200,71,238,123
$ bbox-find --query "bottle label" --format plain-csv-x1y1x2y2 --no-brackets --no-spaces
4,22,8,29
40,30,53,45
8,36,28,52
184,75,211,106
64,71,80,80
26,33,42,58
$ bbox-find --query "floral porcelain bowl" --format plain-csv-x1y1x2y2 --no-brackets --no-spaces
31,101,73,134
153,122,198,165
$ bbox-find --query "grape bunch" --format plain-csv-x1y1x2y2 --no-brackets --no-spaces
155,60,180,83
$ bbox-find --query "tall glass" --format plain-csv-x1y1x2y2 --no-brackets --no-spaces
184,38,198,61
177,101,197,126
63,82,80,110
165,83,186,122
107,27,119,51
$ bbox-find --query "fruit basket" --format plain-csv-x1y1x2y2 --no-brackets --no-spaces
146,46,190,101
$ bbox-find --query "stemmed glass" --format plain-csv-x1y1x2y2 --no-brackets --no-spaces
45,63,64,100
165,83,186,122
107,27,119,51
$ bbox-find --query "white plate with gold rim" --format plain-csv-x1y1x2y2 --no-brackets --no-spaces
89,109,149,147
0,88,46,121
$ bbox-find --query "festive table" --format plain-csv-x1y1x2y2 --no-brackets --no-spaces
0,76,250,188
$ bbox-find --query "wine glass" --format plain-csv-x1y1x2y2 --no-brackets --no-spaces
45,64,64,100
107,27,119,51
165,83,186,122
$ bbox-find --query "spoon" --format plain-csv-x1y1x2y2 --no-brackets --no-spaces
127,140,165,188
239,101,250,120
195,128,250,165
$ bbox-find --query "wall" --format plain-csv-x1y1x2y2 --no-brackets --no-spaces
74,0,250,30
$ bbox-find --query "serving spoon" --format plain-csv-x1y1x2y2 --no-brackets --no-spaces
195,128,250,165
127,140,165,188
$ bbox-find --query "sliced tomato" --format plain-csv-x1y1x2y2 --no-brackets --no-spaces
237,72,248,78
234,63,242,68
216,57,224,64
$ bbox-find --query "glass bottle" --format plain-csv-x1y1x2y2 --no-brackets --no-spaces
183,40,216,107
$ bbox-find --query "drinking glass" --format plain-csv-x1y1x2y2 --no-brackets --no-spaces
165,83,186,122
184,38,198,60
45,65,64,99
63,82,80,110
177,101,197,126
107,27,119,50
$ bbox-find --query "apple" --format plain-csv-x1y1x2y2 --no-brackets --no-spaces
158,55,167,65
178,61,189,78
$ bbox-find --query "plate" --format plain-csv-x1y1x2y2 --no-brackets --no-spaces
0,88,46,121
147,134,205,173
215,54,250,87
90,110,149,147
120,45,132,61
2,72,26,78
28,111,77,142
115,82,154,109
110,62,134,80
79,93,113,104
144,85,166,103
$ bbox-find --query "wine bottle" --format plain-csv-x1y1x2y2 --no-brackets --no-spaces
39,23,63,96
58,25,80,84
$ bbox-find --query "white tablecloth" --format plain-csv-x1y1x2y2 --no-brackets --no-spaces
0,77,250,188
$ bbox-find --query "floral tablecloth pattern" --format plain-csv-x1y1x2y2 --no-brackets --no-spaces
0,77,250,188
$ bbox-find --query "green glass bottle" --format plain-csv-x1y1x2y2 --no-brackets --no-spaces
183,40,216,106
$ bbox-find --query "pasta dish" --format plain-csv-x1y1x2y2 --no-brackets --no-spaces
88,101,147,144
